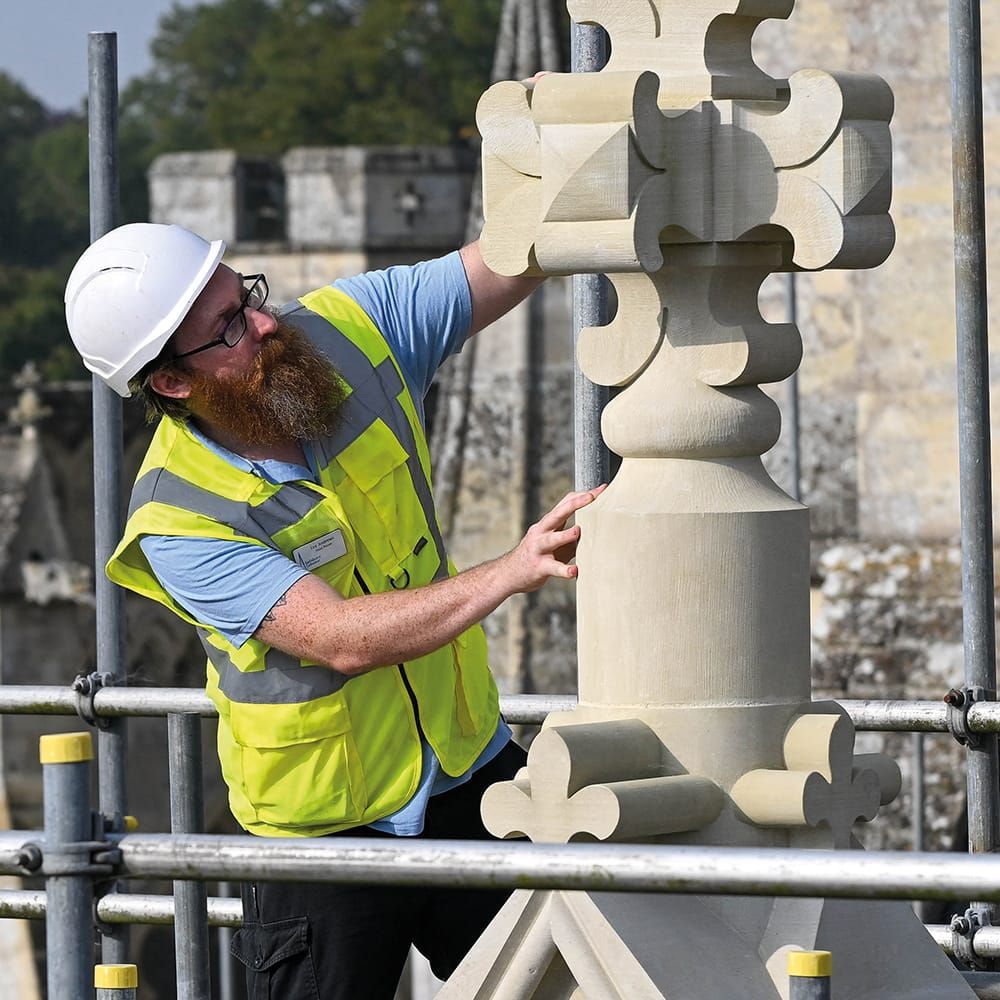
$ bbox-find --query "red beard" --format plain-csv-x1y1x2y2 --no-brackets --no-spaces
185,318,347,446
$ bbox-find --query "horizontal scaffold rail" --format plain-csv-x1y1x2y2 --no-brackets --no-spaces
2,834,999,903
1,888,998,960
0,889,243,927
0,685,995,732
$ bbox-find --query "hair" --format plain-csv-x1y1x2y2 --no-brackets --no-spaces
127,347,191,424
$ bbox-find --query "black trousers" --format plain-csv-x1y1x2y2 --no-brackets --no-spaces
231,740,527,999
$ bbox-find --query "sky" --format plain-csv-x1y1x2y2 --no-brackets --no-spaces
0,0,179,111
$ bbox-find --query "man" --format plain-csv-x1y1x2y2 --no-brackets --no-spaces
64,222,602,999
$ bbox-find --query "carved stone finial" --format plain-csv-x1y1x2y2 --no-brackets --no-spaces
438,3,954,996
9,362,51,440
477,41,891,469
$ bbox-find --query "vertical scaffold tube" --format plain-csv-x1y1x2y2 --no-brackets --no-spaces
217,882,237,1000
88,31,130,965
41,733,96,1000
948,0,1000,930
95,964,138,1000
786,273,802,503
912,732,928,922
168,714,211,999
788,951,832,1000
912,732,926,854
570,22,610,492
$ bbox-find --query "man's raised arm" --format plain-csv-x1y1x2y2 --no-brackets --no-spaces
460,240,545,337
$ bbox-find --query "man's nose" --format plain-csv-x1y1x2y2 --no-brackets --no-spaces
249,305,278,339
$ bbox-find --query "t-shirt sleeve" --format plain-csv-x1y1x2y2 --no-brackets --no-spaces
138,535,309,648
333,250,472,401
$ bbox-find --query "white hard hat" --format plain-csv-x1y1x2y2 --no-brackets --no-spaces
64,223,226,397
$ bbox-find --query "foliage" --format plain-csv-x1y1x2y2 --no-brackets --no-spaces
123,0,505,155
0,72,154,381
0,265,82,380
0,0,511,383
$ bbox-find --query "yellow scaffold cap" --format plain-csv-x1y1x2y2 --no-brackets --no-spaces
39,732,93,764
787,950,832,978
94,964,139,988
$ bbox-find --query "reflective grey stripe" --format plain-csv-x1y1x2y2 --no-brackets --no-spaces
245,481,326,538
284,303,450,582
322,357,405,457
200,631,349,704
129,467,325,547
374,363,451,583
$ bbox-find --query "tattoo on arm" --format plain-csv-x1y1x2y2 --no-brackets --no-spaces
261,593,289,624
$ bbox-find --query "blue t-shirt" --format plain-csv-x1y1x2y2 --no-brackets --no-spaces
138,251,511,834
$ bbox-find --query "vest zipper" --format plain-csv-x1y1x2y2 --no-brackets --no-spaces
352,568,425,739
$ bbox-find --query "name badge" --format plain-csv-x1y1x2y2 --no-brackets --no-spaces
291,530,348,571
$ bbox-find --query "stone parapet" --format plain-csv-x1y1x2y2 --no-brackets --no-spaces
282,145,476,251
149,151,284,244
149,145,476,254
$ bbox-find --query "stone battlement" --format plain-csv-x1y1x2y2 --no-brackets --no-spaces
149,145,477,253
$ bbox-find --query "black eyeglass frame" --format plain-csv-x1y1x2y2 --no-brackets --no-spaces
171,273,269,361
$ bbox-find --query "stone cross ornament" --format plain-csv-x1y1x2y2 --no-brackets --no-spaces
443,2,977,998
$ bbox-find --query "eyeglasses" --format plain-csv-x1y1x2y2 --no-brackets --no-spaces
172,274,269,361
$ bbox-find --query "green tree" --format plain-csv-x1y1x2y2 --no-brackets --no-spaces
0,266,81,380
0,73,53,268
123,0,504,155
0,68,155,381
122,0,279,153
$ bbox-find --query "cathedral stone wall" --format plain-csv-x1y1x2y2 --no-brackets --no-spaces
752,0,1000,852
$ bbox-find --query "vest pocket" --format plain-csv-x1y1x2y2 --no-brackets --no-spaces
333,420,436,582
336,418,407,491
230,698,368,830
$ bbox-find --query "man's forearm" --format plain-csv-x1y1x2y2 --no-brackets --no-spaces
321,553,517,674
253,487,600,675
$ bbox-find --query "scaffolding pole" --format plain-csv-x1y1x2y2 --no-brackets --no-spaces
912,732,929,923
76,834,1000,903
948,0,999,934
88,31,130,965
11,886,1000,957
787,273,802,502
41,736,96,1000
571,21,610,492
167,715,211,1000
9,687,1000,733
0,889,242,926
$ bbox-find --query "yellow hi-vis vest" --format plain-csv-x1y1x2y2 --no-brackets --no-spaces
107,286,500,837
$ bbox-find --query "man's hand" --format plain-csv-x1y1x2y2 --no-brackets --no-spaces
500,486,607,592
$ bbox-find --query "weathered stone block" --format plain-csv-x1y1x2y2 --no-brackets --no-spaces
812,540,995,851
149,151,284,244
282,146,476,252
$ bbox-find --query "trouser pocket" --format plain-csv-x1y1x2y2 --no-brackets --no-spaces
231,915,319,1000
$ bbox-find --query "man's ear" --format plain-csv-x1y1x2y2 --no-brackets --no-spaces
148,368,192,399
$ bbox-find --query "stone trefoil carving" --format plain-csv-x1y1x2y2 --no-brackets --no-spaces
483,719,724,843
442,2,976,997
